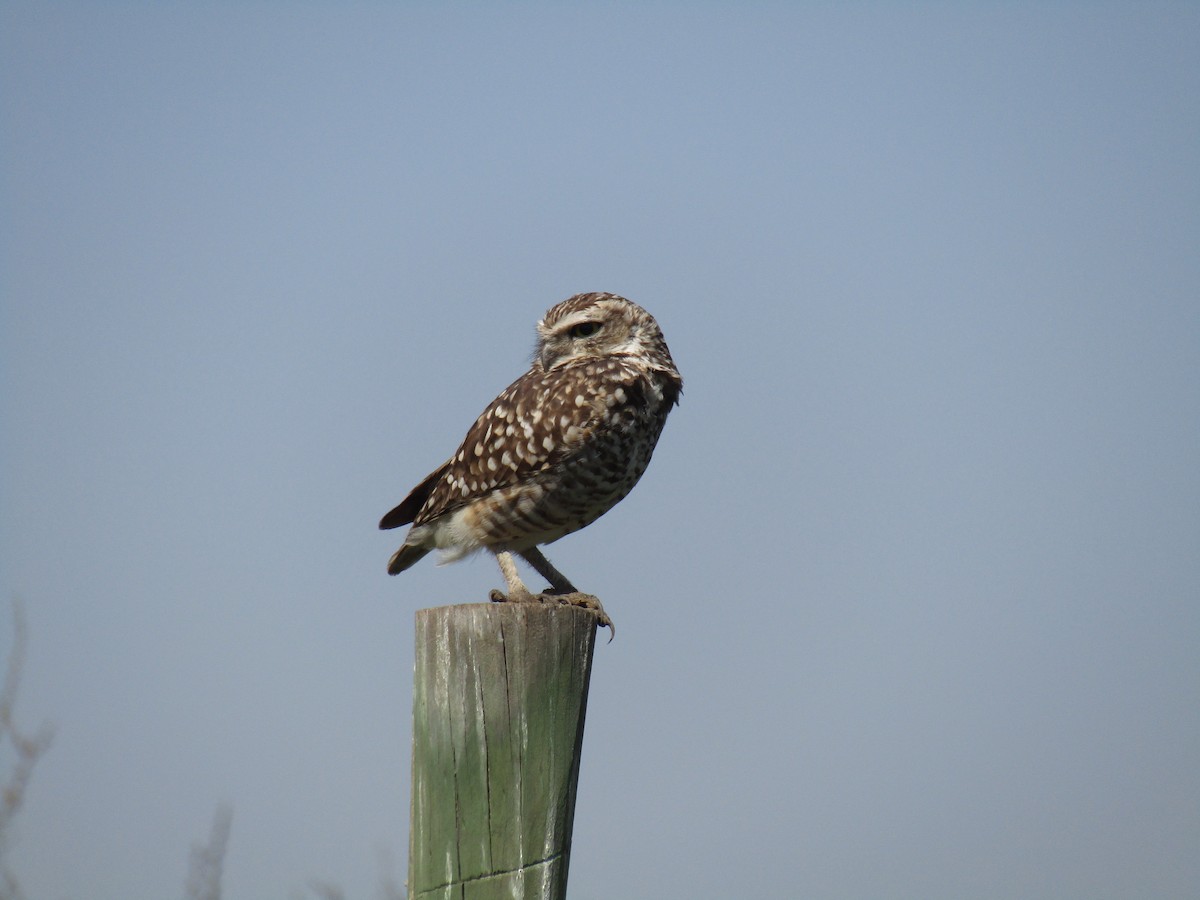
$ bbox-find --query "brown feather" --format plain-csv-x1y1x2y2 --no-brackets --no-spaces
379,460,450,530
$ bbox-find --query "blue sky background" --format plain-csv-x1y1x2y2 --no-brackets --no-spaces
2,4,1198,898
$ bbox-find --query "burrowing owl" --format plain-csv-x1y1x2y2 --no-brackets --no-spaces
380,292,682,631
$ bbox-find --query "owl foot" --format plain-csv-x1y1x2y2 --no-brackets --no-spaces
548,591,614,640
489,588,614,640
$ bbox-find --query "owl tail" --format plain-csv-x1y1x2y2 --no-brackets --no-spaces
387,543,430,575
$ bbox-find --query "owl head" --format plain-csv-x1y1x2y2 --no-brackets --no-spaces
536,292,676,375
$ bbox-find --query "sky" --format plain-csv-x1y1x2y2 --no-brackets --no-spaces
2,3,1198,899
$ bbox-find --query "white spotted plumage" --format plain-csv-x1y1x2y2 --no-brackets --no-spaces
379,292,682,618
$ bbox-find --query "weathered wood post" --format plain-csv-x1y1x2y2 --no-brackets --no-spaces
408,603,599,899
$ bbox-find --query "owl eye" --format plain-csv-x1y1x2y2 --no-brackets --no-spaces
568,321,602,339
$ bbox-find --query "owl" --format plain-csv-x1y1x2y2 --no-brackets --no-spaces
379,292,682,632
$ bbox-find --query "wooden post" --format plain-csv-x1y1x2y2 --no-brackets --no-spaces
408,603,598,900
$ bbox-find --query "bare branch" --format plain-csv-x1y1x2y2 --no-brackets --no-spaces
0,598,53,900
184,804,233,900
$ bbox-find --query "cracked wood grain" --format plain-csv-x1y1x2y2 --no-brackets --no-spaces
409,603,598,899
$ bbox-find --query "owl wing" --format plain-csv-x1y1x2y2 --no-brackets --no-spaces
379,459,451,530
406,361,657,528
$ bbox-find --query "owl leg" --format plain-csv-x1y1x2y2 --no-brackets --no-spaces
488,549,613,636
517,547,577,593
518,548,614,637
490,550,536,603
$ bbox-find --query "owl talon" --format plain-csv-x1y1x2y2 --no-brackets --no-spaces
545,591,615,640
488,588,614,639
490,587,537,604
